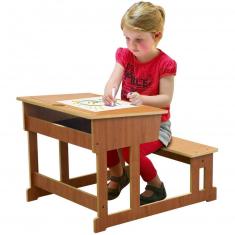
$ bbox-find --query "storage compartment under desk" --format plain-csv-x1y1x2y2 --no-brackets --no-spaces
54,117,91,134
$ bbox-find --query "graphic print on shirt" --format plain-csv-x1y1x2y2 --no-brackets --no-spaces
121,63,152,100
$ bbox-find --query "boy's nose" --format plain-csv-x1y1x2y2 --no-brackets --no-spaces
128,41,137,49
129,43,137,51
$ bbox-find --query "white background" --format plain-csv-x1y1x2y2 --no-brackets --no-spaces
1,0,234,234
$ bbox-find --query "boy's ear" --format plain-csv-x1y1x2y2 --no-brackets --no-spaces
154,31,162,40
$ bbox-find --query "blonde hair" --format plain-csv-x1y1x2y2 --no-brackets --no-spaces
121,1,165,33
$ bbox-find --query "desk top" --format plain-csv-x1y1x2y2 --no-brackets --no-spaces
17,93,167,120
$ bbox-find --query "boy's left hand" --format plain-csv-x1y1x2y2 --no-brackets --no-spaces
127,92,143,105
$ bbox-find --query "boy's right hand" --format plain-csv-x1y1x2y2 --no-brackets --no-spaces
102,94,115,106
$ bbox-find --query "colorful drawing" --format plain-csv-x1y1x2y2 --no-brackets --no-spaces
58,96,135,112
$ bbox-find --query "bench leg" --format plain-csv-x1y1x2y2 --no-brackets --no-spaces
190,158,200,194
203,156,217,201
190,154,216,202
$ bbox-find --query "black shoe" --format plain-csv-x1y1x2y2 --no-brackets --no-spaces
140,183,167,205
108,168,130,200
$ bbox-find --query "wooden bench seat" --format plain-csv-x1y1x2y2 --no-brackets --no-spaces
156,136,218,163
155,137,218,201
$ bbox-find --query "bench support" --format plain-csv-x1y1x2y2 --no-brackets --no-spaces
190,154,216,202
157,149,217,204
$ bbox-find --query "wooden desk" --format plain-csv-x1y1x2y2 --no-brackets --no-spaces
17,93,167,232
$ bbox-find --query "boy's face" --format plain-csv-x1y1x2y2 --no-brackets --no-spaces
123,27,160,60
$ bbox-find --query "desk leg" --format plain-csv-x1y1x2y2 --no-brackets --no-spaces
94,149,108,232
59,141,69,183
26,131,40,201
129,145,140,209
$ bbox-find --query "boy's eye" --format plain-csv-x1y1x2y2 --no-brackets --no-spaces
124,37,142,43
136,38,142,42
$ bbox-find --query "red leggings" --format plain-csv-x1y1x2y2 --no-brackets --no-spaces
107,140,163,182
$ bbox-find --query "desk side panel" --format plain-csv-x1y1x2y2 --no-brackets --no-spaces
92,115,161,152
25,116,92,149
23,103,92,149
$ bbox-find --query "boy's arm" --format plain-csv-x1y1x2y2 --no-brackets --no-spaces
103,63,124,105
128,76,174,107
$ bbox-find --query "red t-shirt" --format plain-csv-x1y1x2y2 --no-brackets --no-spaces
116,47,177,122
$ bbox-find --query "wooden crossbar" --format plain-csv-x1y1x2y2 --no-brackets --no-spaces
94,188,216,230
34,173,97,211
